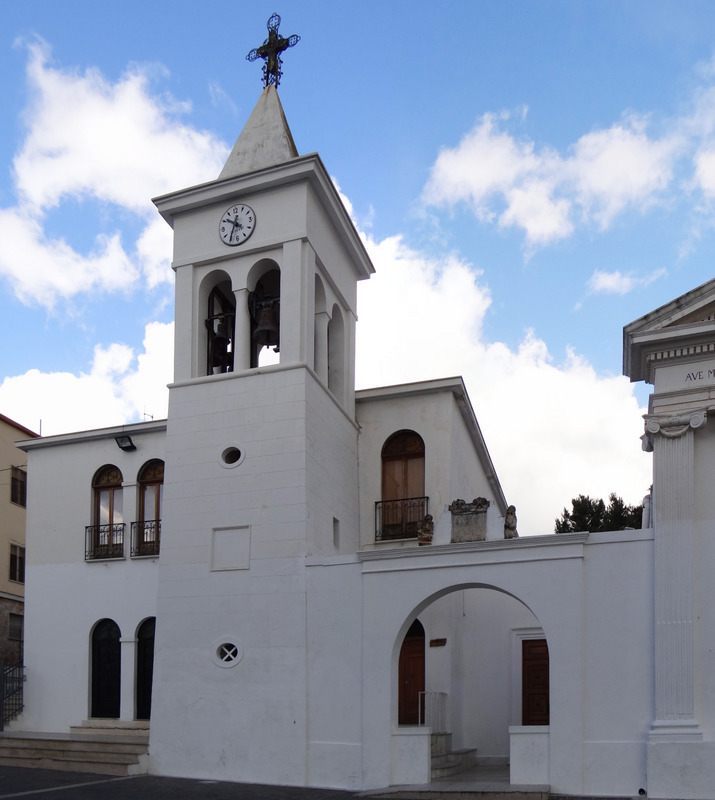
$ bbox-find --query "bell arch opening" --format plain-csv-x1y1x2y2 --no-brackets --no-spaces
247,261,281,368
199,270,235,377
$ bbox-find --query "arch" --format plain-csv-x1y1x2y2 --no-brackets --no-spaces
327,304,345,401
379,431,426,540
91,618,121,719
134,460,164,556
247,260,281,368
313,275,328,380
389,583,547,753
90,465,124,559
135,617,156,720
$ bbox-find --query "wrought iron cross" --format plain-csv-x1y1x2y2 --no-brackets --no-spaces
246,13,301,88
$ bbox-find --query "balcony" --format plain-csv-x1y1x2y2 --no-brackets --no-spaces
375,496,429,541
131,520,161,557
85,524,125,560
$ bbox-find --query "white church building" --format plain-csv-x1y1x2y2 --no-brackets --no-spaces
12,77,715,799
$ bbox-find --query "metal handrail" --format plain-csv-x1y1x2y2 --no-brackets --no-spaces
0,662,25,731
419,691,448,732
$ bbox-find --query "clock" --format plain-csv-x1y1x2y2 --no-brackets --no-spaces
219,203,256,246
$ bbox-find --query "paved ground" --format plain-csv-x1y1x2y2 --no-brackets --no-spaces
0,767,364,800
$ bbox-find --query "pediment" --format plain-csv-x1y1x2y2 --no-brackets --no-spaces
624,277,715,383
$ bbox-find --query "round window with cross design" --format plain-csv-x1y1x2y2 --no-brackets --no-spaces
212,637,244,668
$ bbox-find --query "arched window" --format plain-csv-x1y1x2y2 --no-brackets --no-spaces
87,466,124,559
133,460,163,557
378,431,426,540
91,618,121,718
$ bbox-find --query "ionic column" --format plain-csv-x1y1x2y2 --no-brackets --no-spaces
645,410,706,737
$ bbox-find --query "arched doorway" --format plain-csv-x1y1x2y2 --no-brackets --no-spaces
91,619,121,718
136,617,156,720
398,619,425,725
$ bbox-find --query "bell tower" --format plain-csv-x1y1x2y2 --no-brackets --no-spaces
149,81,373,785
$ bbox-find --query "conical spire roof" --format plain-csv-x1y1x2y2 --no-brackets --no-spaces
218,85,299,179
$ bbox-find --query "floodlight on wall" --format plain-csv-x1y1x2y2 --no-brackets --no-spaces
115,435,136,452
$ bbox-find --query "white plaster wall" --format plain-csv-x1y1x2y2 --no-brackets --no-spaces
448,396,505,539
357,533,654,796
150,367,360,786
304,375,360,556
305,557,364,788
20,426,164,731
151,369,311,785
580,531,654,795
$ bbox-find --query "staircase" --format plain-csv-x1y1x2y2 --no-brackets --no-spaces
0,721,149,776
431,732,478,778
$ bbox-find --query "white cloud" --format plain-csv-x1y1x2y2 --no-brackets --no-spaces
0,39,227,308
0,321,173,435
588,268,667,295
423,110,678,246
357,235,651,535
0,207,139,307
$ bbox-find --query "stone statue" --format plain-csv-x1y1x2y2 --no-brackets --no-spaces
504,505,518,539
417,514,434,546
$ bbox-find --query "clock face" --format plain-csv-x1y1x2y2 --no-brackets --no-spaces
219,203,256,246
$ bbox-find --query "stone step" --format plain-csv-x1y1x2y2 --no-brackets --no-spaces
0,731,149,776
431,747,478,778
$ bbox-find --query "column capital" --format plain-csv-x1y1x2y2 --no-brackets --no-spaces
642,410,707,451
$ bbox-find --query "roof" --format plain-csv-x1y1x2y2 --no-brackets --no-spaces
0,413,38,439
218,85,299,179
623,276,715,383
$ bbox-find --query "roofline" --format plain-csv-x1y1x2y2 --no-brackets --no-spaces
16,419,167,452
0,413,39,439
356,377,509,516
152,152,374,282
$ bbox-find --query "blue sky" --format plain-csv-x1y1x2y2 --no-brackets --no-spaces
3,1,715,532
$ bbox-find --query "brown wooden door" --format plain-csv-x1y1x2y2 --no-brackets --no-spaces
398,622,425,725
522,639,549,725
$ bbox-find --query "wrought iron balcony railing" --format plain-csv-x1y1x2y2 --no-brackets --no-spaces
131,519,161,557
85,523,125,560
375,496,429,541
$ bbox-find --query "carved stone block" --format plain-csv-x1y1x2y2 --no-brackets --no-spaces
448,497,490,543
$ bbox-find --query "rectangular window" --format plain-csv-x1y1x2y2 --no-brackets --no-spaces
10,467,27,507
8,613,23,641
9,545,25,584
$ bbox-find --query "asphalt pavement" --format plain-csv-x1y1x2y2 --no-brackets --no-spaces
0,767,370,800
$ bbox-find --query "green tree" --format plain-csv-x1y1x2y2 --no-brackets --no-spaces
554,493,642,533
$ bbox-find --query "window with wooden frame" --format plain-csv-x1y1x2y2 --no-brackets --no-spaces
134,460,163,556
10,467,27,507
378,430,427,540
9,544,25,583
87,465,124,559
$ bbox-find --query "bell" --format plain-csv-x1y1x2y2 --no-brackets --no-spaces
253,304,280,348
